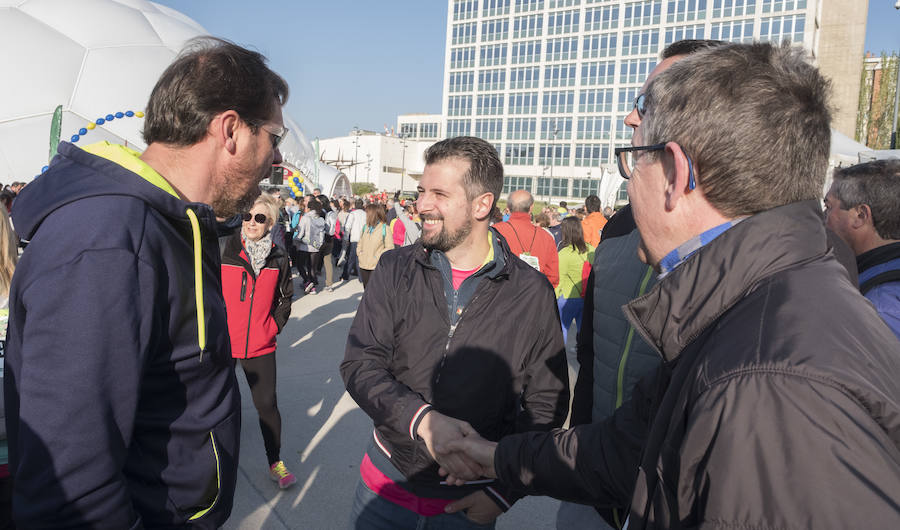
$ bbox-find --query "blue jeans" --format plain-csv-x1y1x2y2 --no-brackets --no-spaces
557,296,584,346
349,478,496,530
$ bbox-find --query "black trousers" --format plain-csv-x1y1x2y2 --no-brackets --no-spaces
239,353,282,466
297,249,322,287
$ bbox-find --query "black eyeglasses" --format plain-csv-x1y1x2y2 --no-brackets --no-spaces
246,120,289,150
615,143,696,190
633,93,647,118
241,212,267,223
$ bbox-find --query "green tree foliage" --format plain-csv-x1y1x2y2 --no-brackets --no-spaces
351,182,377,196
857,53,899,149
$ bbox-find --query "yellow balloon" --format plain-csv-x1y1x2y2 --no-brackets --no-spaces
298,176,304,183
298,191,304,197
86,122,96,130
135,111,145,118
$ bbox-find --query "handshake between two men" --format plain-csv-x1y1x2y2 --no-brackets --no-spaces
416,409,499,486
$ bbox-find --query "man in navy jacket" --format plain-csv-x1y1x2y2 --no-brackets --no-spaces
4,37,289,528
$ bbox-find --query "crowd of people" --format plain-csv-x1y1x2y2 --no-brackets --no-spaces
0,36,899,530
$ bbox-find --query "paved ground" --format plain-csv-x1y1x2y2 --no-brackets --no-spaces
223,273,578,530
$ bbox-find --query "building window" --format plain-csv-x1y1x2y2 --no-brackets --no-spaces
449,71,475,92
453,0,479,21
548,9,580,34
618,87,641,113
452,22,477,45
480,44,508,66
536,177,570,197
544,63,577,87
761,0,806,13
585,6,619,31
475,118,504,140
579,88,614,113
510,66,541,89
504,175,534,193
448,95,473,116
515,0,544,12
665,24,705,45
477,94,505,115
420,123,439,139
541,117,573,139
571,176,602,194
483,0,511,16
666,0,707,23
759,14,805,44
577,116,612,140
506,144,535,165
539,144,571,165
582,32,617,59
712,0,756,18
400,123,418,138
546,37,579,61
582,60,616,85
548,0,580,7
479,69,507,91
447,119,472,137
507,118,537,139
508,91,539,113
543,90,575,113
512,40,542,64
481,18,510,41
617,181,629,202
450,47,476,69
615,115,632,140
513,14,543,38
620,58,657,84
710,19,754,42
623,1,662,27
621,29,660,56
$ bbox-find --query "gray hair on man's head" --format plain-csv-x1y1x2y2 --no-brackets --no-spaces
641,42,832,218
831,159,900,240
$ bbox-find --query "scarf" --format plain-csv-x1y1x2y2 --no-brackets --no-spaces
242,229,273,275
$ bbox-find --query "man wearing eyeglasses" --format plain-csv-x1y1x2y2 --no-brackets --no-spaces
437,42,900,529
4,37,289,528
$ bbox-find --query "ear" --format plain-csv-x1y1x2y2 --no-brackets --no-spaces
211,110,241,154
853,203,872,229
471,192,495,221
663,141,693,212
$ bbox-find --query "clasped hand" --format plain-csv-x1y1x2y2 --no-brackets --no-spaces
415,410,499,486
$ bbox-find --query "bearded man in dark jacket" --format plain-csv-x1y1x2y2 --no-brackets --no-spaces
437,42,900,529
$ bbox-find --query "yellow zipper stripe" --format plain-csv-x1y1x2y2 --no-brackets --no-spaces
184,208,206,356
189,432,221,521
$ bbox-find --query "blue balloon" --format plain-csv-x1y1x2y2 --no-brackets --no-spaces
79,127,87,135
106,114,114,121
293,176,300,184
41,165,49,173
289,190,296,197
298,184,303,191
115,112,124,118
71,134,80,142
125,110,134,117
96,118,105,125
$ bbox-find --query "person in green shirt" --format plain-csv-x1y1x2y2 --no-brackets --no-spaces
556,217,594,346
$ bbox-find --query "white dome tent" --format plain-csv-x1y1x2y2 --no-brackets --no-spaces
0,0,316,185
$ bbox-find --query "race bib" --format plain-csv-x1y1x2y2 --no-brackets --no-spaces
519,252,540,271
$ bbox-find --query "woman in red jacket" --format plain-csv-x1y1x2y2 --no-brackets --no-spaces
221,194,296,489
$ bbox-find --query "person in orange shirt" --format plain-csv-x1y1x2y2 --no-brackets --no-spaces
581,195,607,247
494,190,559,287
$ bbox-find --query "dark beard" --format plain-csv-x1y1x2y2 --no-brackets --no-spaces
422,215,473,253
211,166,262,218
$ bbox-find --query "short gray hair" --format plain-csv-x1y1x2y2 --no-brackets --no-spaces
831,160,900,240
641,42,832,217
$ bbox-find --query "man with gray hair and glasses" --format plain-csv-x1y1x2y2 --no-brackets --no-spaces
825,159,900,339
437,42,900,529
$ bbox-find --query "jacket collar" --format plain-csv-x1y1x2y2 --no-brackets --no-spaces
623,200,829,362
413,227,510,281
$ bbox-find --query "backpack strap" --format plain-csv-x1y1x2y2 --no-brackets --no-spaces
860,270,900,295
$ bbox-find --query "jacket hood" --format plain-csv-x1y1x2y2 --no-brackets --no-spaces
624,200,829,361
13,141,213,240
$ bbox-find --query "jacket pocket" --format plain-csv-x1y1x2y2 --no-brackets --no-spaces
183,410,239,524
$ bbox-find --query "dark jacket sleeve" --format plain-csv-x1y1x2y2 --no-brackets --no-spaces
571,269,596,426
492,364,657,508
273,253,293,333
340,256,432,441
8,247,153,528
485,277,571,511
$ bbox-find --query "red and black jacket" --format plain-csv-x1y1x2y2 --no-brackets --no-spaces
221,232,293,359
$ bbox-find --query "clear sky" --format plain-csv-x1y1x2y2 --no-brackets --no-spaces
155,0,899,141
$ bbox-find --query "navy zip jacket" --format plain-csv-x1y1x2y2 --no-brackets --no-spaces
4,141,241,528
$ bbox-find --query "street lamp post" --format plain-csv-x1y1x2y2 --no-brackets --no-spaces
548,124,559,206
352,126,360,183
892,53,900,149
399,133,408,195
